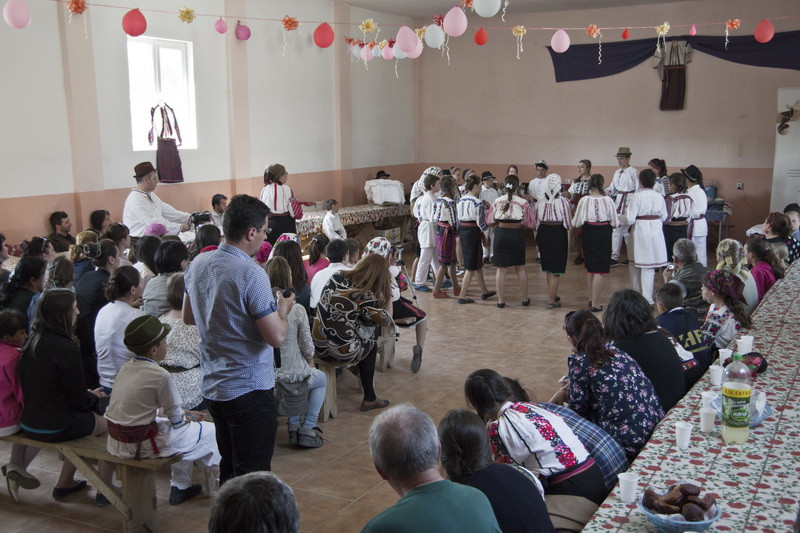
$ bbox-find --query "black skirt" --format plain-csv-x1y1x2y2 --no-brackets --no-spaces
22,411,96,443
493,226,526,267
393,296,426,327
536,224,568,274
460,225,484,271
581,223,613,274
663,224,688,259
267,214,298,245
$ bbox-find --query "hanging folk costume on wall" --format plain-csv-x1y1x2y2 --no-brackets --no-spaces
149,103,184,183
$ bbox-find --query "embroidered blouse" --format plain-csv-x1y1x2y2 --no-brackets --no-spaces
259,182,293,214
536,196,572,230
488,195,535,228
701,303,741,349
571,195,620,227
432,196,459,229
458,195,488,231
665,193,693,221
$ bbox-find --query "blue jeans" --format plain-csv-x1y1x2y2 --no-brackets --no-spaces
288,368,327,428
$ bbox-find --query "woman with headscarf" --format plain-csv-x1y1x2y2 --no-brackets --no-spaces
715,239,758,314
700,270,752,349
535,175,571,309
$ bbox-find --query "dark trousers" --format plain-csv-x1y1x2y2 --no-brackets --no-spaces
206,389,278,484
358,346,378,402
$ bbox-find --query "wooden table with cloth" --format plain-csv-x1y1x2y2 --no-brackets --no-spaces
295,204,411,248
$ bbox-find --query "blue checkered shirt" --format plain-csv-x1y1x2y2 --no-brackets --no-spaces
184,243,277,402
539,403,629,489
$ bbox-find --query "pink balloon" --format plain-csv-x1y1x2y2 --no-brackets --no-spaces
443,6,468,37
550,29,570,53
382,45,394,60
754,19,774,43
689,24,697,36
396,25,417,54
407,38,424,59
3,0,31,30
360,45,374,62
235,21,251,41
214,18,227,34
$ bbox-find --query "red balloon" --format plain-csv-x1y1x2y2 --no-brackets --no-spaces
622,28,630,40
754,19,774,43
474,27,488,46
313,22,334,48
122,8,146,37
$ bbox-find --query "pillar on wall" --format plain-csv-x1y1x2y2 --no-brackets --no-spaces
225,0,251,196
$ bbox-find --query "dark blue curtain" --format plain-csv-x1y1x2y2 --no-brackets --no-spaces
548,30,800,83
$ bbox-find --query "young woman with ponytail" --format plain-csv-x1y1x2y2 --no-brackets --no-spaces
550,310,663,460
303,233,330,283
745,237,784,302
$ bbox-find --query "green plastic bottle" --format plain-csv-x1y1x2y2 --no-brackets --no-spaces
721,353,751,444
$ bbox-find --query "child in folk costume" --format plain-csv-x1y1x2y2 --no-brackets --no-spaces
681,165,709,266
457,175,496,304
571,174,620,312
608,147,639,265
566,160,592,265
411,172,442,292
700,270,752,349
536,175,572,309
648,158,670,196
487,175,535,308
432,176,461,298
259,164,297,245
479,172,499,264
663,172,693,261
105,315,220,506
624,169,668,305
322,199,346,241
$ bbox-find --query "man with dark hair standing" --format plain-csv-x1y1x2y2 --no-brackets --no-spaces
123,162,191,237
183,194,293,483
48,211,75,252
211,194,228,229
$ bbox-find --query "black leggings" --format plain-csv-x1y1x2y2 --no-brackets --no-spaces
357,345,378,402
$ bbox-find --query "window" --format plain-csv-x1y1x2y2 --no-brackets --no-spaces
127,36,197,151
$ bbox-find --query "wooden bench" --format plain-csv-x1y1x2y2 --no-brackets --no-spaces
1,433,215,532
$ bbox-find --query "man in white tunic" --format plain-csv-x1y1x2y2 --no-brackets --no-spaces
625,169,668,304
682,165,709,267
607,147,639,265
479,172,499,263
123,162,191,237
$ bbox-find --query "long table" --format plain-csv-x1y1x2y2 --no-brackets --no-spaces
584,264,800,532
295,203,410,237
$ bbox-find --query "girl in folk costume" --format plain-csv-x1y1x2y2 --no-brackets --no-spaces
700,270,752,349
744,237,785,302
565,160,592,265
259,163,297,245
663,172,693,261
648,158,669,196
412,173,441,292
536,175,572,309
479,172,500,264
681,165,709,266
625,169,668,305
432,176,461,299
487,175,535,308
457,174,496,304
572,174,620,312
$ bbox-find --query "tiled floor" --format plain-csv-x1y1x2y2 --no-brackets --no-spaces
1,243,638,532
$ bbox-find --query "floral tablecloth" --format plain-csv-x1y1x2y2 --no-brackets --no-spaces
583,264,800,532
295,204,410,237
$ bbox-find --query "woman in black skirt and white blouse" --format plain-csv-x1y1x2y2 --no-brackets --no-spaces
535,175,572,310
259,163,297,245
456,174,495,304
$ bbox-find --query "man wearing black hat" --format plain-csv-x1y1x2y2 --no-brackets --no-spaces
608,147,639,265
376,170,390,179
123,162,192,237
681,164,709,266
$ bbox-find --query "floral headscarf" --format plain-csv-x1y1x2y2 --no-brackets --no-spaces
703,269,745,302
363,236,392,259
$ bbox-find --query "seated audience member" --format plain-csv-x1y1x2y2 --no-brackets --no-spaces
662,238,709,317
75,239,120,389
267,257,326,448
362,404,501,533
88,209,111,236
211,194,227,229
716,239,758,315
363,237,427,373
254,241,273,267
438,409,555,533
700,270,752,350
94,266,144,392
20,237,55,264
208,472,300,533
784,203,800,241
27,256,74,327
132,235,161,291
550,311,663,461
101,222,133,267
763,211,800,264
272,239,311,314
745,237,785,302
105,315,219,506
604,290,686,412
313,254,391,412
0,256,45,315
322,199,347,241
142,240,189,317
0,233,10,285
0,310,41,502
344,237,361,267
48,211,76,253
655,283,713,370
68,231,98,285
18,289,113,505
145,222,167,238
309,238,349,309
123,161,191,237
303,234,330,283
190,224,221,260
464,369,606,530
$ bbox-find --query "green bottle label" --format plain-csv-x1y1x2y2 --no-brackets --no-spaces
722,384,751,429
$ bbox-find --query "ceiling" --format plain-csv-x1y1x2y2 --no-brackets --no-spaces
345,0,688,18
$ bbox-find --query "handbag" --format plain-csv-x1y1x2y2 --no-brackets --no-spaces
275,377,310,416
149,103,184,183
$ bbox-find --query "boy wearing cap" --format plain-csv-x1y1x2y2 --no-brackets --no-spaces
105,315,220,506
123,162,192,237
608,147,639,265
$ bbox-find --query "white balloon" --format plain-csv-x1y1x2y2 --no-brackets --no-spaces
352,44,362,58
474,0,501,18
424,24,445,49
372,46,381,58
393,45,406,59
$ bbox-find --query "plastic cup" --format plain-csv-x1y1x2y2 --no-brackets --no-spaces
675,421,692,449
700,407,716,433
617,472,639,503
708,365,724,387
738,335,754,354
717,348,732,365
701,390,717,408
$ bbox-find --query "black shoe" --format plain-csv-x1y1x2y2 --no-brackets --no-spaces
96,493,111,507
497,302,505,308
52,480,87,501
574,256,584,265
621,260,629,265
482,257,491,265
481,291,496,300
411,345,423,373
169,484,203,505
610,260,621,267
521,299,530,307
